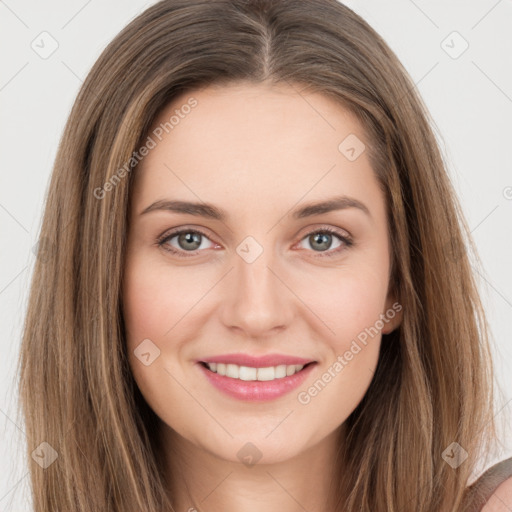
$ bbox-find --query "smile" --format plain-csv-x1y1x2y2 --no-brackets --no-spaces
197,361,317,401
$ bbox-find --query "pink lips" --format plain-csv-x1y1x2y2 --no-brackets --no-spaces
196,353,317,402
199,353,314,368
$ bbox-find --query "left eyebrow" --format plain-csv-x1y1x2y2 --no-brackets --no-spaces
139,194,371,221
292,195,371,219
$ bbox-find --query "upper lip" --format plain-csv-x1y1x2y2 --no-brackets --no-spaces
198,353,316,368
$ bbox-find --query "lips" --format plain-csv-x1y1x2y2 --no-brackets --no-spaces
198,353,315,368
196,353,317,401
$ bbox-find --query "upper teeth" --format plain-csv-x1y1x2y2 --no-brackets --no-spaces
206,362,305,381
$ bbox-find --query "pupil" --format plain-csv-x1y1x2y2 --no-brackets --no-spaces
311,233,331,251
179,232,201,250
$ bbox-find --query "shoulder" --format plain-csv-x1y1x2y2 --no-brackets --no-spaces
480,475,512,511
466,457,512,512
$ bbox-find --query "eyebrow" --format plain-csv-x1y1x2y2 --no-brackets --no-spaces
140,195,371,220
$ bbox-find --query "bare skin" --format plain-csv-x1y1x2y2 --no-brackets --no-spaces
122,80,402,512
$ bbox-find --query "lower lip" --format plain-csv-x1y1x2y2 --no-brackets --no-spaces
197,362,316,402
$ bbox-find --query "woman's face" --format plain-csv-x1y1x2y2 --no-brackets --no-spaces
122,81,401,465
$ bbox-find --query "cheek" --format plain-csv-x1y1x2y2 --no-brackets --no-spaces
293,263,388,415
299,264,389,348
293,272,386,434
122,255,217,400
122,256,201,428
122,255,211,344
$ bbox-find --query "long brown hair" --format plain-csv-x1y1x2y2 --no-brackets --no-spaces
17,0,500,510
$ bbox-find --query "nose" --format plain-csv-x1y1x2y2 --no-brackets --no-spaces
219,244,295,338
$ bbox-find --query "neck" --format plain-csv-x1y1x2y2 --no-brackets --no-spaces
160,422,344,512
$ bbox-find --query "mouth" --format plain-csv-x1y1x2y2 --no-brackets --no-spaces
199,361,316,382
196,359,318,401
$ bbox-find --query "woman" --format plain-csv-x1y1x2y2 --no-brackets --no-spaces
18,0,512,510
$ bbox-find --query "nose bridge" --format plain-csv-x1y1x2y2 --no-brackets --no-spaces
234,234,279,303
221,233,293,333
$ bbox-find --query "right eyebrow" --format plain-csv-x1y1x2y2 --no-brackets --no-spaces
140,199,226,220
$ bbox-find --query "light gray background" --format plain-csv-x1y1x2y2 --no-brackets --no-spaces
1,0,511,509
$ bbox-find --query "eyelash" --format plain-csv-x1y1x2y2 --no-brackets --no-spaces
156,226,354,259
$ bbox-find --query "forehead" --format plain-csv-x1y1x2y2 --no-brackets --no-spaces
146,81,364,153
132,81,382,220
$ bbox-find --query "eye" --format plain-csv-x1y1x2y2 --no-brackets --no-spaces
296,227,353,258
157,228,216,257
156,226,353,258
